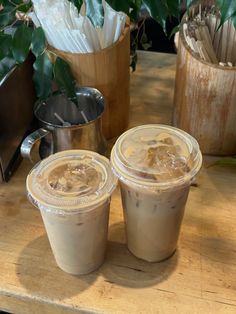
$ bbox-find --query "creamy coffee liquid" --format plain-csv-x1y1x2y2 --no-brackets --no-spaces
27,150,117,274
111,125,202,262
120,182,189,261
40,201,110,274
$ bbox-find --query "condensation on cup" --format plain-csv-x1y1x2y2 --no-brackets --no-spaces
111,124,202,262
26,150,117,275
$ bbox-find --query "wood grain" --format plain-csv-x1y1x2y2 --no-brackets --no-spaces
50,22,130,140
0,52,236,314
173,29,236,155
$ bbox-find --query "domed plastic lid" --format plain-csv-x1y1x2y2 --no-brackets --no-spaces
111,124,202,189
27,150,117,214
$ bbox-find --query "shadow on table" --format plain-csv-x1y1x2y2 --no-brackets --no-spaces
16,223,179,295
184,213,236,265
16,234,98,299
101,222,178,288
184,176,236,268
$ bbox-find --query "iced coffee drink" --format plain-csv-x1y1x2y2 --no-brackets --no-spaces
111,125,202,262
26,150,117,275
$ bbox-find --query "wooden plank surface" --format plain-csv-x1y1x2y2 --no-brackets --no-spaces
0,51,236,314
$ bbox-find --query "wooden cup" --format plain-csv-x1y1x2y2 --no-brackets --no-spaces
50,22,130,140
173,22,236,155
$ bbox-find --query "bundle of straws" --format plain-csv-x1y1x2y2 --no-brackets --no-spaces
183,4,236,67
30,0,127,53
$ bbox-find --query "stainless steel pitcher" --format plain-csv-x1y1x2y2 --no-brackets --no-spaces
21,87,107,163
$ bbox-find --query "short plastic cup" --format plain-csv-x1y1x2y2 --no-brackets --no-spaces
111,124,202,262
26,150,117,275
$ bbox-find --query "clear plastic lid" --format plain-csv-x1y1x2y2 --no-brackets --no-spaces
111,124,202,189
26,150,117,214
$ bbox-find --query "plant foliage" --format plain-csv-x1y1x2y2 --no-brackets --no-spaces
0,0,235,102
53,57,78,104
33,52,53,100
216,0,236,27
213,157,236,166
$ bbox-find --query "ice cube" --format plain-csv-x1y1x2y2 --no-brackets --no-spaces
48,162,101,194
147,145,178,164
160,137,174,145
147,140,158,145
140,136,157,143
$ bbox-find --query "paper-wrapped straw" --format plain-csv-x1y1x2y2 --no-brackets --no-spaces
31,0,127,54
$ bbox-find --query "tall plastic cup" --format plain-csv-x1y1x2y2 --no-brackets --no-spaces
26,150,117,275
111,124,202,262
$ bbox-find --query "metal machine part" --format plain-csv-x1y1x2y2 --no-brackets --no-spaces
0,57,36,181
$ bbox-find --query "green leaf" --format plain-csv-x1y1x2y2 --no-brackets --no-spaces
17,2,32,13
186,0,195,16
0,5,16,28
231,13,236,29
68,0,83,13
2,0,22,4
129,0,142,21
213,157,236,166
106,0,130,14
0,32,12,59
106,0,142,17
217,0,236,22
31,27,46,57
84,0,104,28
0,56,16,83
33,53,53,100
106,0,142,20
142,0,168,33
166,0,179,18
12,24,32,63
53,57,77,104
186,0,195,8
169,24,179,39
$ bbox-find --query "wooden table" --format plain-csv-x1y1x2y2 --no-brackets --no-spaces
1,51,236,314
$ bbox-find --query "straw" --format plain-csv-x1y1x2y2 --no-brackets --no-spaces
81,111,89,123
31,0,127,54
183,4,236,66
54,112,71,126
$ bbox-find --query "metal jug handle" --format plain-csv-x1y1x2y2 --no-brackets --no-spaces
21,128,51,164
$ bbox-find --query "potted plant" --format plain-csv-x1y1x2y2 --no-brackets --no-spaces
0,0,181,142
0,0,233,100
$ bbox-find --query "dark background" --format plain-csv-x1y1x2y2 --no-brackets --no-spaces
136,17,178,53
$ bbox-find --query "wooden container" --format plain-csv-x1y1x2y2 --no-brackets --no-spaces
173,23,236,155
51,22,130,140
